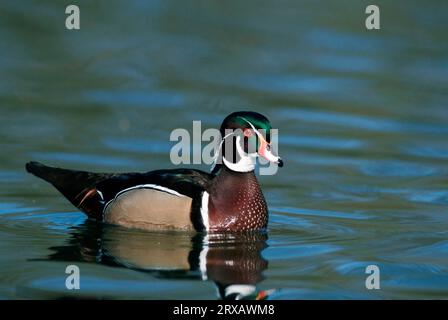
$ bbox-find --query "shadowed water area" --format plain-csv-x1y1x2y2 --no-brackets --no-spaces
0,0,447,299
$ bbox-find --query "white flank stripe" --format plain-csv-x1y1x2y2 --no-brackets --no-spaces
200,191,210,231
96,190,104,200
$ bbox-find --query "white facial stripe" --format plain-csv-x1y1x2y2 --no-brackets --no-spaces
210,131,237,172
239,117,265,141
200,191,210,231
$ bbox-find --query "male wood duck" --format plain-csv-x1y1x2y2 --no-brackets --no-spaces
26,111,283,232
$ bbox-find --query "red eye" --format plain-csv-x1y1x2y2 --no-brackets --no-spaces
243,129,253,137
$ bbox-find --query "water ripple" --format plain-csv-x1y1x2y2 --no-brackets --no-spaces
272,206,371,220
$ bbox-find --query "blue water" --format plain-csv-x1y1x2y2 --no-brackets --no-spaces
0,0,447,299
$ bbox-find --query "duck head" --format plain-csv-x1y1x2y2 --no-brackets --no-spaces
213,111,283,173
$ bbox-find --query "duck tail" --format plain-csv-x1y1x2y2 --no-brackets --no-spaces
25,161,108,219
26,161,57,181
26,161,83,191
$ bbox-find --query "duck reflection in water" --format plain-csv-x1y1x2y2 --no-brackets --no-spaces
45,220,271,300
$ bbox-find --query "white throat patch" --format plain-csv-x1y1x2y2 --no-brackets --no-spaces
211,132,257,173
222,135,256,172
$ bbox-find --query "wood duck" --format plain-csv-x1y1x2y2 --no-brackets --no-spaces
26,111,283,232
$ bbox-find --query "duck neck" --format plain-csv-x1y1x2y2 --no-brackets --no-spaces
211,165,259,194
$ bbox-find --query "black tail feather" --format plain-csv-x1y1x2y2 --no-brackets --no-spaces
25,161,113,214
26,161,63,182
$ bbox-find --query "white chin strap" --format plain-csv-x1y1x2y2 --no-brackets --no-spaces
222,135,256,172
211,134,257,173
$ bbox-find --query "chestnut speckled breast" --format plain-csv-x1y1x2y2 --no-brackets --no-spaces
207,168,268,232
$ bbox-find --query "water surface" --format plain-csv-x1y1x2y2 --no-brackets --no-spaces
0,0,447,299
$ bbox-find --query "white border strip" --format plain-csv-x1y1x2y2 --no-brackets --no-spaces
102,184,185,215
200,191,210,231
